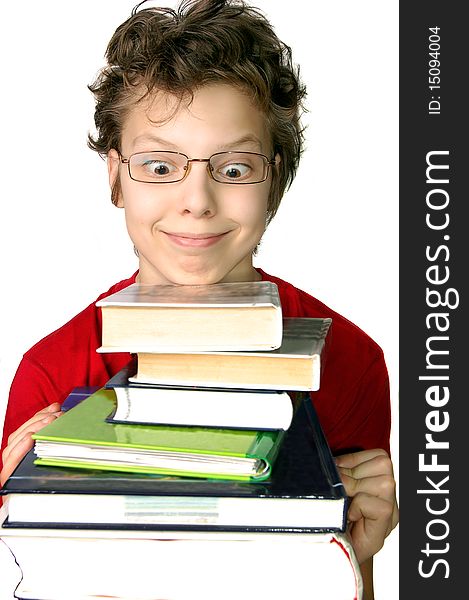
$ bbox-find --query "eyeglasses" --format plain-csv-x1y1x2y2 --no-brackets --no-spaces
120,151,275,185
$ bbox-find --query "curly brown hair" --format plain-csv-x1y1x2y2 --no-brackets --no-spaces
88,0,306,222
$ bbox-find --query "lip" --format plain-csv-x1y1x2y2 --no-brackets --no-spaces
162,231,230,248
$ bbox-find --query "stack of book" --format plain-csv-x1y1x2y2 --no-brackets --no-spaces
0,281,363,600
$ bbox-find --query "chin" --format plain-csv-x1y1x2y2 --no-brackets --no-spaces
166,260,234,286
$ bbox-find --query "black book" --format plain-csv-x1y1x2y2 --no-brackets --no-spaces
1,392,347,533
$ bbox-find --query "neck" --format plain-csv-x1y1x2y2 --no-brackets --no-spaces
135,265,262,285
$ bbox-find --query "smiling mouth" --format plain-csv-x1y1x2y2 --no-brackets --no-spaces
163,231,230,248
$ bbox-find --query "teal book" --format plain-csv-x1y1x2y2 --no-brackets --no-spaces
31,389,283,482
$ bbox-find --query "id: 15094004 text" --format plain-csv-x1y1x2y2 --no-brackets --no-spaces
428,26,441,115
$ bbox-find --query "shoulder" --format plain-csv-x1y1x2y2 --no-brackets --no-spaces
94,273,139,303
259,268,384,361
23,273,138,366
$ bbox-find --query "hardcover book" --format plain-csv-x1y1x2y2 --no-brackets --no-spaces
0,506,362,600
96,280,282,352
2,394,346,533
129,317,332,390
29,388,284,482
106,371,294,430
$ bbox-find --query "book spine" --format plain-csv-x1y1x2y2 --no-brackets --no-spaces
246,429,286,481
302,398,345,498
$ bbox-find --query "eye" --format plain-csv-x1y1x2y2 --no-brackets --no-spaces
142,159,177,178
217,162,252,180
130,153,183,182
147,161,169,175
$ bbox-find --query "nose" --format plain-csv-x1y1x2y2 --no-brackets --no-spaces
178,160,218,218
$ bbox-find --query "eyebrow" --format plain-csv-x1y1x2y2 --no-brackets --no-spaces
132,135,180,150
217,135,264,152
131,134,264,153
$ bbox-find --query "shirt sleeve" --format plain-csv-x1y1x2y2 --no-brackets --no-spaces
317,352,392,456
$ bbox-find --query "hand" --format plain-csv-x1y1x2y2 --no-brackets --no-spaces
1,403,62,488
335,449,399,565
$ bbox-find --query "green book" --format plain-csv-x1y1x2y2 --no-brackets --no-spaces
31,389,284,482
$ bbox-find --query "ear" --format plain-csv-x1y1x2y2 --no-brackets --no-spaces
107,149,124,207
274,152,281,167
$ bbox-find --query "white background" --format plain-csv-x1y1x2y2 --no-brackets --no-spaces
0,1,398,598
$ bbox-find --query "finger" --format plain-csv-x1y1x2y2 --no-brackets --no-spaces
0,435,35,487
336,451,394,481
339,471,396,504
390,500,400,531
340,470,399,535
335,448,389,469
347,490,397,537
346,493,393,563
2,411,61,466
6,403,61,446
6,403,61,448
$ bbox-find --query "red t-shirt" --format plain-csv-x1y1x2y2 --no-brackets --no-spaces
0,269,391,473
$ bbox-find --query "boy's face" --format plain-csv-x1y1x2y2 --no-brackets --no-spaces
108,84,272,286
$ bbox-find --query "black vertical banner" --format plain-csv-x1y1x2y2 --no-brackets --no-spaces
400,1,466,597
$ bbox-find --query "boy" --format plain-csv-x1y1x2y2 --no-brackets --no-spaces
1,1,398,597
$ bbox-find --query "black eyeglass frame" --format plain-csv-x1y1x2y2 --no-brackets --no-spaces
119,150,276,185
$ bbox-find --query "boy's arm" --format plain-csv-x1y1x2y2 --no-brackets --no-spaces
361,558,374,600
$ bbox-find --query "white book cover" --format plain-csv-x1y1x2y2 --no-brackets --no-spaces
96,280,281,309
